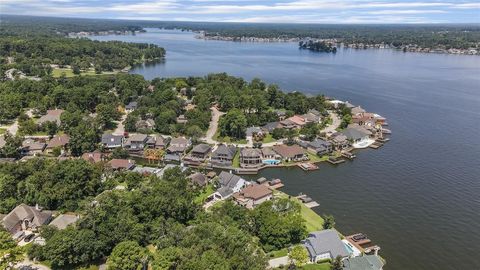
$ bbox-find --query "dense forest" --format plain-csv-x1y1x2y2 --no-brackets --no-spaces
299,40,337,53
0,159,307,269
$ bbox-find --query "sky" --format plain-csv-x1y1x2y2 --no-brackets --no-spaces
2,0,480,24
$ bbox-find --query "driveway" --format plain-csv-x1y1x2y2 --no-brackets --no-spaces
321,111,341,135
112,113,127,135
268,256,289,269
202,106,225,144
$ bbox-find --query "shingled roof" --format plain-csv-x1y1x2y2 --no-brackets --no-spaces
2,204,52,234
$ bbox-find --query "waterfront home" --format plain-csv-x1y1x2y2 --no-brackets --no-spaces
146,135,166,149
124,134,148,151
301,110,323,123
49,214,79,230
302,230,350,262
190,144,212,160
213,171,247,199
240,148,263,168
262,147,277,160
246,126,265,141
341,124,373,147
21,138,46,156
101,133,124,149
132,166,159,176
45,134,70,154
37,109,64,125
273,145,307,162
2,204,52,236
279,119,298,129
81,152,104,163
125,101,138,113
232,184,273,209
343,255,384,270
351,106,366,115
330,132,349,150
284,115,308,128
211,144,237,167
307,139,333,156
135,118,155,131
108,159,135,171
188,172,208,187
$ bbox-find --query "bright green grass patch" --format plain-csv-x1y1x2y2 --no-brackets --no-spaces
262,133,276,143
0,128,6,134
213,130,247,144
268,248,288,258
307,152,329,163
194,184,216,204
299,263,331,270
276,191,324,232
232,151,240,168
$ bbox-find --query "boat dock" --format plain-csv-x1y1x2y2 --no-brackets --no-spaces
296,194,319,208
369,141,385,149
327,156,345,164
297,162,319,171
341,151,356,160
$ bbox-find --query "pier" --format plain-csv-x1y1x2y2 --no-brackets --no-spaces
297,162,319,171
296,194,320,208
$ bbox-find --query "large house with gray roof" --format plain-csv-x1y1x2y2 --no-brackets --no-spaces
1,204,52,236
101,133,124,149
214,171,247,199
343,255,384,270
303,229,350,262
211,144,237,167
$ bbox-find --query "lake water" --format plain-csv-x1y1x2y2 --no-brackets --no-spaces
91,29,480,270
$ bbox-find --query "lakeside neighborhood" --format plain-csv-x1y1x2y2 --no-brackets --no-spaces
1,85,389,269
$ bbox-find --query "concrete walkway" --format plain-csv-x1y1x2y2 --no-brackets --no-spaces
268,256,289,268
202,107,225,144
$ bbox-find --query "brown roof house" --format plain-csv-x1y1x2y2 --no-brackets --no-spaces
240,148,263,168
108,159,136,170
146,135,167,149
190,144,211,160
81,152,104,163
188,172,208,187
45,134,70,154
124,134,148,151
21,138,46,156
1,204,52,237
211,144,237,167
37,109,64,126
273,145,307,162
233,184,273,209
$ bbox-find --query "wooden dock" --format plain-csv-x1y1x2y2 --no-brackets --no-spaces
296,194,319,208
341,151,356,160
327,157,345,164
369,141,384,149
297,162,319,171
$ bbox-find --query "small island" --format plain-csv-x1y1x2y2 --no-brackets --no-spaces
299,40,337,53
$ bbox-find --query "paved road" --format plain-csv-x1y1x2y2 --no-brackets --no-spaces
202,107,225,144
0,119,18,136
321,111,341,135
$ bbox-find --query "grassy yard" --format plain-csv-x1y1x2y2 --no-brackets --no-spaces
0,128,6,134
307,152,329,163
275,191,324,232
262,133,276,143
232,151,240,168
268,248,288,258
51,68,117,78
194,184,216,204
213,130,248,145
299,263,331,270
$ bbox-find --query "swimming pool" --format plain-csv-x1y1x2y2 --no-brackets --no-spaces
263,159,280,165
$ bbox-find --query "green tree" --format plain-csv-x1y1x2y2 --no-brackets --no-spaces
107,241,149,270
331,255,343,270
185,125,203,143
0,230,23,270
289,245,309,266
0,132,23,159
219,109,247,139
111,147,130,159
323,215,335,229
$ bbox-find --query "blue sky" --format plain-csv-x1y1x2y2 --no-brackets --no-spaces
2,0,480,23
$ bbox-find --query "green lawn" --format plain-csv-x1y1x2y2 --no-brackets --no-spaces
232,151,240,168
299,263,331,270
307,152,329,163
262,133,276,143
268,248,288,258
213,130,247,144
275,191,324,232
0,128,6,134
51,68,117,78
194,184,216,204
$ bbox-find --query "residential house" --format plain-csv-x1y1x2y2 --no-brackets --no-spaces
146,135,166,149
301,109,323,123
165,137,191,162
240,148,263,167
188,172,208,187
303,230,350,262
287,115,307,127
125,101,138,113
176,115,188,124
108,159,135,170
262,121,281,133
246,126,265,141
49,214,79,230
211,144,237,167
132,166,159,176
124,134,148,151
273,145,307,162
275,110,287,120
330,132,349,150
135,118,155,131
307,139,333,156
341,124,373,144
101,133,124,149
279,119,297,129
343,255,384,270
261,147,277,160
81,152,104,163
190,144,211,160
351,106,366,115
213,171,247,199
1,204,52,237
232,184,273,209
37,109,64,126
45,134,70,154
21,138,46,156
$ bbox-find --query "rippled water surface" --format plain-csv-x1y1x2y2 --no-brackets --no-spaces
91,29,480,270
